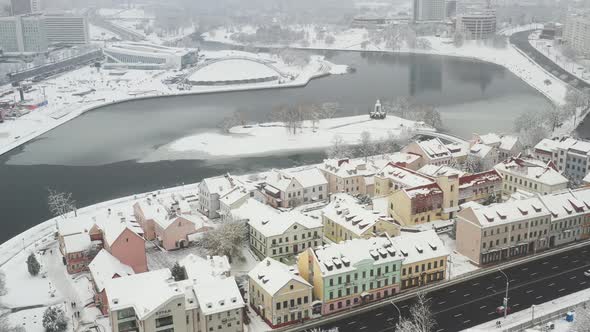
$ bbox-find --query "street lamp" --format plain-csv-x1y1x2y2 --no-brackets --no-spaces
498,269,510,320
390,300,402,324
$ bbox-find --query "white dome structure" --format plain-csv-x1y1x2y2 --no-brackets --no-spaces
188,59,281,86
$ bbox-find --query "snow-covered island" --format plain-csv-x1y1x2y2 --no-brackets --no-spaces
167,112,430,158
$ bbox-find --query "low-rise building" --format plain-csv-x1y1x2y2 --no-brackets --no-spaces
402,138,453,167
534,137,590,183
469,143,499,170
390,230,449,290
322,193,401,242
230,198,323,261
103,42,199,70
318,158,377,197
455,189,590,266
106,261,245,332
494,157,568,196
198,174,243,219
374,163,435,197
248,258,313,328
89,249,134,314
219,187,251,221
457,170,503,205
472,133,521,161
297,237,403,315
258,168,328,208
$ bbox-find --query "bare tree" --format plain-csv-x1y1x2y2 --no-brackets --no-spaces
420,105,443,129
218,111,245,133
462,154,483,173
397,292,436,332
357,131,375,161
543,105,566,131
47,189,77,218
319,102,341,119
326,135,352,159
270,105,303,135
453,31,465,47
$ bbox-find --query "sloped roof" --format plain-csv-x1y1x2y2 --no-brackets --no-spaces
248,257,311,296
89,249,134,292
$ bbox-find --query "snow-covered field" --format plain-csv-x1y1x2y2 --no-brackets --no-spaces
0,249,63,308
204,24,568,105
167,114,426,157
7,305,53,332
0,50,345,157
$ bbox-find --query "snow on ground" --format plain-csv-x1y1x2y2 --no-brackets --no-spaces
7,305,52,332
465,286,590,331
205,24,568,106
0,50,344,157
167,114,425,157
0,248,63,308
439,233,479,279
529,32,590,85
189,59,279,82
89,23,121,42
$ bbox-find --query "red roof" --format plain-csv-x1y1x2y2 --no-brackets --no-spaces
459,170,502,187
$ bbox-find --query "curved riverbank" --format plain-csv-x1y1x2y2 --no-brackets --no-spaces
0,63,338,158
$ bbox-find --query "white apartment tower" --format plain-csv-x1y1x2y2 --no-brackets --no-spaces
413,0,446,22
564,15,590,56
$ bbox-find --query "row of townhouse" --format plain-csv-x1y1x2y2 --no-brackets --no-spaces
105,254,245,332
258,168,328,208
133,194,213,250
494,157,568,197
456,187,590,266
247,230,449,329
382,164,503,226
230,198,324,261
534,136,590,183
57,210,148,275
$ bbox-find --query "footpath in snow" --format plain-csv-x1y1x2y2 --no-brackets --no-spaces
167,114,429,157
0,50,347,158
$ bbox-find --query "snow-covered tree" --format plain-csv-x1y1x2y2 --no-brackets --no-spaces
356,131,375,161
218,111,245,133
421,106,443,129
200,221,247,263
270,105,303,135
462,155,483,173
564,87,588,127
514,110,549,147
543,105,566,131
0,316,25,332
27,253,40,276
42,306,68,332
47,189,77,218
326,135,352,159
396,292,436,332
171,262,186,281
324,34,336,45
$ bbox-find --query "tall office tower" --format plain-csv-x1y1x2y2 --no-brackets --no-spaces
413,0,446,22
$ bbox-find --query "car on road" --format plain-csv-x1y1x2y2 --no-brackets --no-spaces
496,306,512,316
584,269,590,277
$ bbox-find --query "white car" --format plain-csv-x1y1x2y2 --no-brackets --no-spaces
584,270,590,277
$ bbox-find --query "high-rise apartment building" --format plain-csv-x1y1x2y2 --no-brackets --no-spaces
413,0,446,22
10,0,41,15
563,15,590,56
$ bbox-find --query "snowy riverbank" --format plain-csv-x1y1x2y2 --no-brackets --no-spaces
166,114,431,158
204,24,568,106
0,50,347,157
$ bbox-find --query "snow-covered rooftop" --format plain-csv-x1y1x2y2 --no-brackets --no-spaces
418,164,465,178
106,269,182,320
107,42,193,56
179,253,231,281
534,137,579,153
539,190,589,221
417,138,452,160
63,233,91,254
463,197,550,228
494,157,568,186
312,237,402,277
376,163,434,188
403,183,443,199
322,193,394,236
458,170,503,189
189,59,280,83
220,186,250,207
89,249,134,292
248,257,311,296
477,133,519,151
201,174,241,196
389,230,450,265
469,143,494,159
193,277,244,316
232,198,322,237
